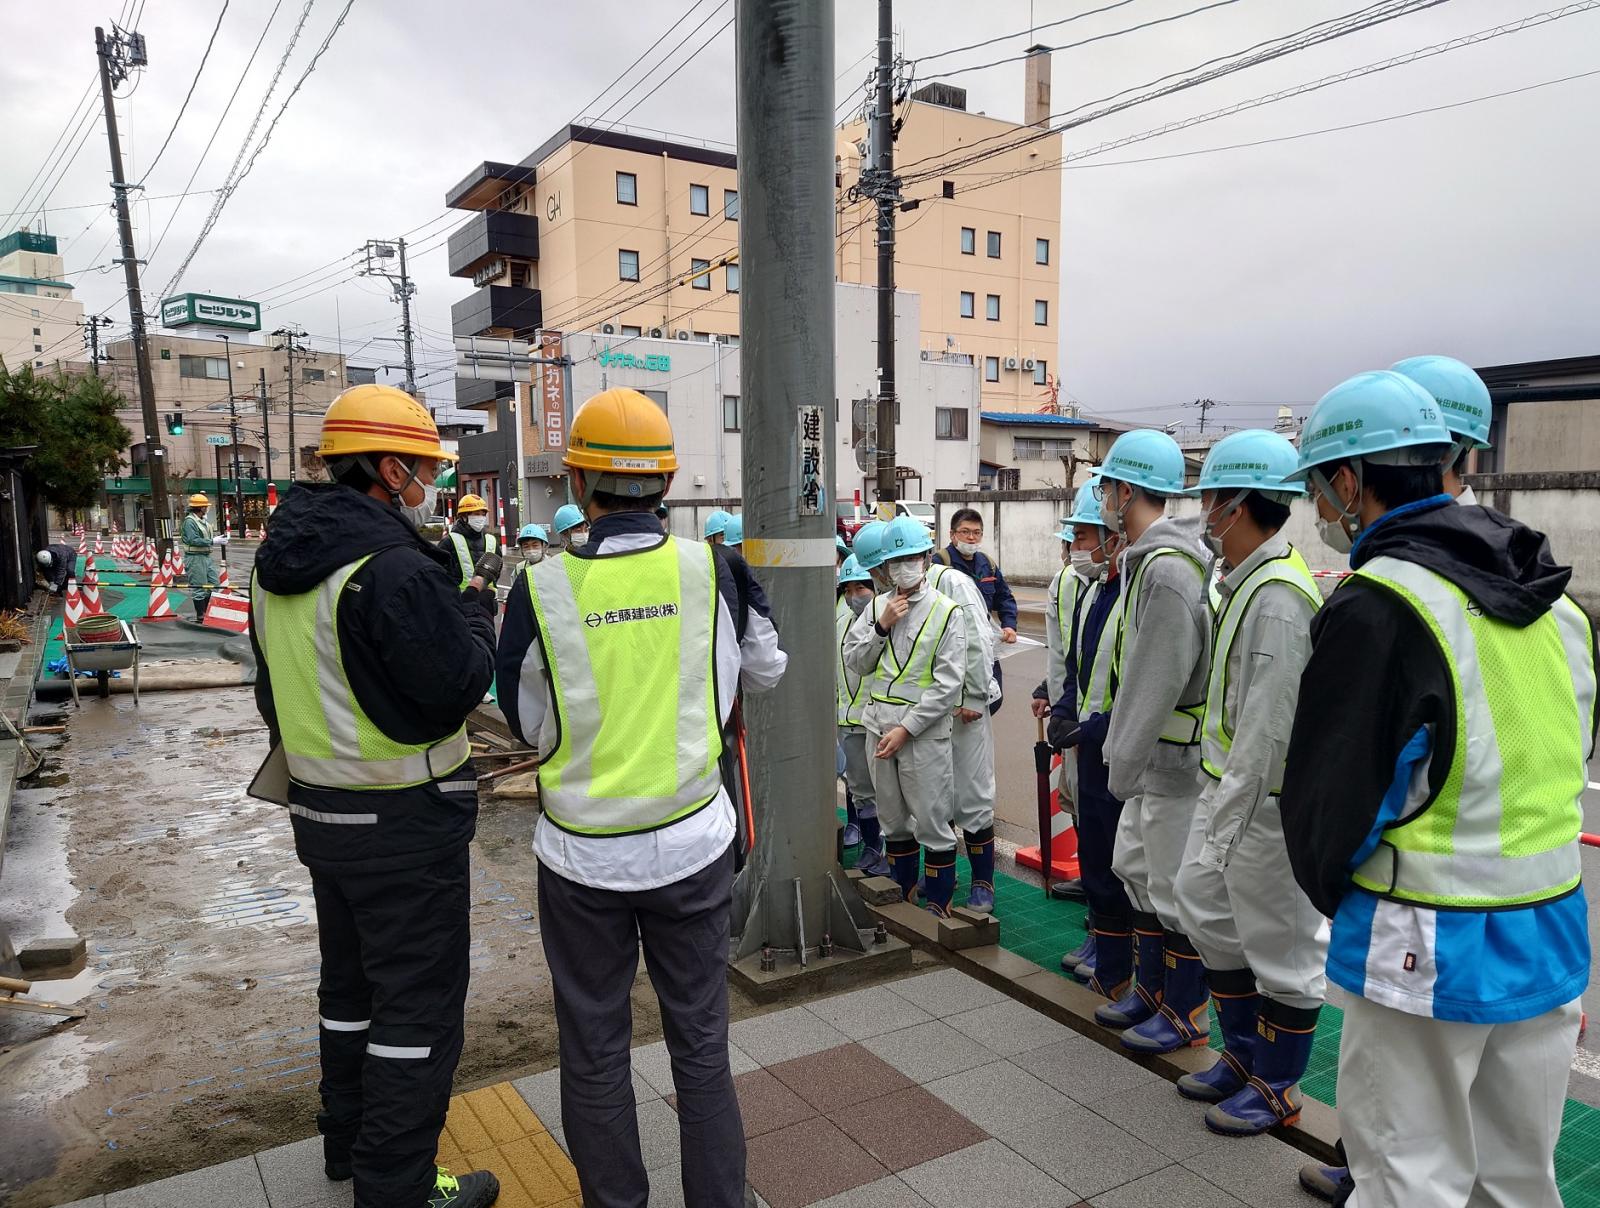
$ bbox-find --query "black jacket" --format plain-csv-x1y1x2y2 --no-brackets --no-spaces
41,543,76,593
1280,497,1594,918
438,519,493,570
249,483,498,873
936,544,1018,629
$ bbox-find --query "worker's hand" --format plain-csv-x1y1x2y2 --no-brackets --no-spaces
473,551,504,582
878,592,910,630
955,707,983,724
1030,697,1050,719
1000,626,1018,644
874,725,911,759
1047,714,1080,750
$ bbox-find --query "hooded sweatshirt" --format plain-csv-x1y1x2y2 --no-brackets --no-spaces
249,483,498,873
1104,513,1212,802
1281,495,1595,1022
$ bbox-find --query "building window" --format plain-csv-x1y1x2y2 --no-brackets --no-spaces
33,343,42,352
34,360,43,368
641,388,668,414
985,294,1000,321
959,291,975,319
960,227,975,255
1035,299,1048,326
984,356,1000,383
935,407,969,441
723,394,740,432
1013,436,1076,460
725,263,739,293
690,183,709,215
619,249,640,281
616,171,638,205
987,230,1001,258
1036,237,1050,265
1033,359,1048,386
179,354,229,380
691,258,712,289
621,324,642,337
30,308,40,318
32,326,40,336
723,189,739,220
302,367,326,383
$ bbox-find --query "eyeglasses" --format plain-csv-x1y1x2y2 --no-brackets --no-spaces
952,527,983,540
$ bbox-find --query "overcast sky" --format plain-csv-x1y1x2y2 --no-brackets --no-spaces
4,0,1597,432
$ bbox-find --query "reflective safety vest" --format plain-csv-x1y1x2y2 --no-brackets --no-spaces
448,530,498,589
1350,555,1596,910
526,535,723,836
251,559,471,789
1061,572,1095,676
182,514,213,553
1200,547,1320,787
1078,581,1123,717
836,597,869,727
867,590,960,708
1112,547,1207,745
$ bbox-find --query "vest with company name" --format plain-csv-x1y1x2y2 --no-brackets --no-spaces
1112,547,1207,745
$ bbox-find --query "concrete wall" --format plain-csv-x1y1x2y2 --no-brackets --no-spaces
1501,399,1600,473
1471,471,1600,616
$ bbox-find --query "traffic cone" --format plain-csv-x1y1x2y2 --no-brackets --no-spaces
172,546,185,577
81,568,104,616
94,534,104,556
142,564,178,622
161,549,174,583
77,533,87,558
84,552,97,577
63,579,85,629
217,562,231,591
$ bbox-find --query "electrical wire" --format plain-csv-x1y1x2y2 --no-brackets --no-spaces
137,0,231,186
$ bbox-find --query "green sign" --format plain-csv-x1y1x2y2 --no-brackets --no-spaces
159,292,261,332
205,434,231,446
598,346,670,372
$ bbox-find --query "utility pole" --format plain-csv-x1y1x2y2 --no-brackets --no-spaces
273,325,308,481
732,0,892,987
362,238,418,397
257,366,273,486
1192,397,1216,436
870,0,898,506
96,24,173,552
80,314,112,376
219,334,244,533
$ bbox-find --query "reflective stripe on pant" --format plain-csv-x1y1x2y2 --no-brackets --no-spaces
1342,995,1578,1208
1173,782,1328,1010
1112,775,1198,929
309,850,470,1208
538,846,746,1208
951,707,996,835
1076,783,1132,925
865,717,956,852
839,728,877,820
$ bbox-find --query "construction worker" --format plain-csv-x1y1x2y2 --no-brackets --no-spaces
836,532,850,567
723,514,744,548
1090,430,1214,1054
495,388,785,1208
1280,369,1594,1208
704,509,734,544
439,493,497,589
34,542,77,595
935,507,1016,710
1160,431,1329,1136
837,553,887,876
248,384,501,1208
181,492,219,620
843,521,891,856
1390,354,1494,504
515,523,549,575
551,502,588,552
844,515,968,916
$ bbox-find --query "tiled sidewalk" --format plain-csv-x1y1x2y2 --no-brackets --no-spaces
56,966,1321,1208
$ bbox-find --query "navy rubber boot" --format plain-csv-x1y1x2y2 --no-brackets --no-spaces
1082,918,1131,996
886,838,921,902
923,848,957,917
1060,933,1095,975
1299,1163,1351,1203
963,827,995,914
1121,931,1211,1054
843,789,861,849
857,805,882,857
1094,915,1163,1029
1206,1000,1320,1136
1071,939,1098,985
1177,968,1259,1102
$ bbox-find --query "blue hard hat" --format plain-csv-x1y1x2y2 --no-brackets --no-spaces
553,503,586,534
724,515,743,546
1097,429,1187,496
705,509,734,539
1389,355,1493,450
838,554,873,587
1290,370,1454,481
1066,478,1104,528
517,523,549,543
851,520,890,570
836,533,850,556
881,515,934,560
1055,519,1075,543
1188,430,1306,498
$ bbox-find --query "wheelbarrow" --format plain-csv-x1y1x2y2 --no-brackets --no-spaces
64,618,142,705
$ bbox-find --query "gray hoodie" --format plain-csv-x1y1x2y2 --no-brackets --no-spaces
1105,513,1212,801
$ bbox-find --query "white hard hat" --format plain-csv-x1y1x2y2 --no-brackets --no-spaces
36,550,51,566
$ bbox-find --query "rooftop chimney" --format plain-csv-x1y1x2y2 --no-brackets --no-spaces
1024,44,1051,127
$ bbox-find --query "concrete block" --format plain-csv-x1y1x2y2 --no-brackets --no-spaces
17,934,86,971
856,876,904,905
256,1135,344,1207
935,911,997,950
106,1156,268,1208
956,944,1043,984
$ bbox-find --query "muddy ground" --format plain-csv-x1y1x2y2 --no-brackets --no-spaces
0,687,840,1207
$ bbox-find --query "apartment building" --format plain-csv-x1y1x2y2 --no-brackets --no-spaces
0,229,85,372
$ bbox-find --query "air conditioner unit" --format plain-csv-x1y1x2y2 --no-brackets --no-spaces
919,350,931,361
1003,356,1019,371
649,327,664,339
601,323,616,335
675,330,691,341
1021,357,1036,371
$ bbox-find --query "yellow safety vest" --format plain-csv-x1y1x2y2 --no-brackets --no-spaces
867,590,960,708
836,597,869,727
1078,580,1123,717
525,535,723,836
1112,547,1207,745
448,530,499,589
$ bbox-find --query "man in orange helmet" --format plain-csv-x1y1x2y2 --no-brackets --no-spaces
497,388,786,1208
248,384,502,1208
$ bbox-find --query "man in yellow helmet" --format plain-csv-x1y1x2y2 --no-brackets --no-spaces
247,384,502,1208
181,492,219,620
438,492,497,589
496,388,786,1208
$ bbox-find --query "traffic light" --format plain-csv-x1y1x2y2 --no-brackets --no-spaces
166,411,184,435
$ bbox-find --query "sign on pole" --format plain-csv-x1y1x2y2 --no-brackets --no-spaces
540,330,566,453
205,434,231,446
798,404,825,516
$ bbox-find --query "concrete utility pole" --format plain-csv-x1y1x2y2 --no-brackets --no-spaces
871,0,898,505
731,0,896,987
218,335,244,533
257,367,273,483
80,314,112,376
272,325,309,481
96,25,173,551
362,239,418,397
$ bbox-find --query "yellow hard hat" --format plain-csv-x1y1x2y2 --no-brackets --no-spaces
188,493,210,507
455,493,489,516
317,383,456,462
564,388,678,477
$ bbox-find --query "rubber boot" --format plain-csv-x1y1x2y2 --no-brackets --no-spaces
1177,968,1258,1102
853,805,887,876
1060,910,1095,974
432,1166,500,1206
1121,931,1211,1054
922,848,957,917
1206,1000,1320,1135
963,827,995,913
1298,1163,1351,1204
885,838,921,903
843,789,862,849
1094,913,1163,1029
1072,935,1099,984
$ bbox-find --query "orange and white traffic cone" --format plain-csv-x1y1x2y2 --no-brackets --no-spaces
142,564,178,622
93,534,104,556
217,562,231,591
76,533,87,558
172,546,185,577
81,568,104,616
63,579,85,630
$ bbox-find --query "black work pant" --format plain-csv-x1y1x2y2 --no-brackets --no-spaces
1075,780,1132,926
538,845,745,1208
310,848,471,1208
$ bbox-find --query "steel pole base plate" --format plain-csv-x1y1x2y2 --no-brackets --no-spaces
728,934,913,1001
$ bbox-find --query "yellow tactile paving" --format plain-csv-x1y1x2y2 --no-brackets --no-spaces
437,1080,581,1208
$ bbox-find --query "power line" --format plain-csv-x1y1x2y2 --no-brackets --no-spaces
137,0,231,185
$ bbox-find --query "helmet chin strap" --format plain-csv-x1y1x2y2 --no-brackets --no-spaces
1205,491,1248,545
356,452,421,508
1310,464,1364,540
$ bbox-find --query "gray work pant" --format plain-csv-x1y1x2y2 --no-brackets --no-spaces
537,846,745,1208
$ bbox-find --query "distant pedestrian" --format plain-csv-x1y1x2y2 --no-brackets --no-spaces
934,508,1016,710
181,493,219,620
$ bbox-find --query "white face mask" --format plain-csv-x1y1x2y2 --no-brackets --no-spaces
467,515,488,533
887,561,924,591
1100,485,1127,536
1069,549,1098,579
1316,514,1353,555
568,528,589,548
953,539,981,557
397,482,438,531
846,592,871,616
521,546,544,563
1202,494,1246,560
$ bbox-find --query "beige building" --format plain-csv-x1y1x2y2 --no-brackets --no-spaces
0,229,85,373
1473,355,1600,474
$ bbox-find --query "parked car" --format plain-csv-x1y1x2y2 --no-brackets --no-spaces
836,499,869,542
894,499,937,531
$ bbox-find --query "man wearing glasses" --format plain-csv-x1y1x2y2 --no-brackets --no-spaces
935,509,1017,710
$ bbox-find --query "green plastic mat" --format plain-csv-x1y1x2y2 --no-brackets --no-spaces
839,818,1600,1205
42,581,152,667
